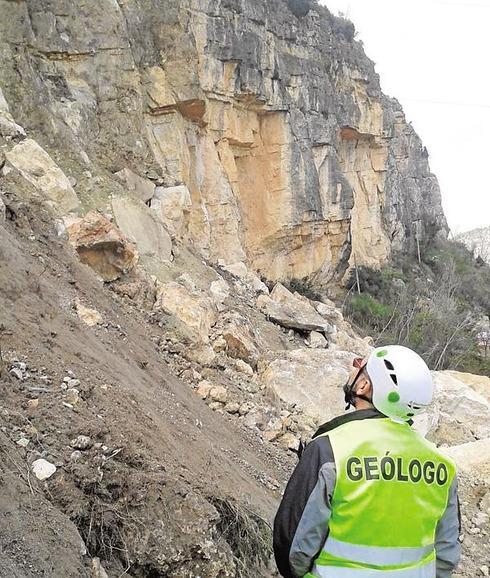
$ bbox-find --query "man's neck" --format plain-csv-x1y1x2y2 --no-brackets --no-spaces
354,400,375,411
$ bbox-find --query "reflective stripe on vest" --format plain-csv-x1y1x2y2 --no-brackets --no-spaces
311,559,436,578
311,418,455,576
322,537,434,565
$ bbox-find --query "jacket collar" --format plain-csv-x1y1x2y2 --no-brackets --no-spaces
312,408,385,439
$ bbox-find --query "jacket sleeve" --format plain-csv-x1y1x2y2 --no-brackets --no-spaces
273,436,336,578
435,477,461,578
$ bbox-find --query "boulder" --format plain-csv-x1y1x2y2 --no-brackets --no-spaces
443,439,490,479
307,331,328,349
112,196,172,262
151,185,191,237
5,139,79,213
154,282,217,343
329,329,372,356
67,211,138,281
260,348,354,421
115,168,155,202
443,370,490,402
220,261,269,294
222,320,260,368
314,300,344,324
258,283,333,334
431,372,490,442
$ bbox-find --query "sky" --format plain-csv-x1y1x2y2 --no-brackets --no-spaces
320,0,490,234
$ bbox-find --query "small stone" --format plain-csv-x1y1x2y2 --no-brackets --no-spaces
71,435,92,450
9,367,25,380
195,380,213,399
31,458,57,480
224,402,240,414
209,386,228,403
277,432,300,451
234,359,254,376
91,557,109,578
64,388,80,405
238,402,253,416
208,401,223,411
480,565,489,577
263,429,282,442
70,450,83,462
180,368,201,383
16,437,29,448
212,336,227,353
26,399,39,410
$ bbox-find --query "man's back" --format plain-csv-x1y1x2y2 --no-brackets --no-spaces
273,410,461,578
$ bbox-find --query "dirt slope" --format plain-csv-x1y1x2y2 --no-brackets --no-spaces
0,193,289,576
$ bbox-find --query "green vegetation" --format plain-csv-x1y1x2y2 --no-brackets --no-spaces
344,239,490,376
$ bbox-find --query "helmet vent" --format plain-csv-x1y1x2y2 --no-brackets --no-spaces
389,373,398,385
384,360,395,371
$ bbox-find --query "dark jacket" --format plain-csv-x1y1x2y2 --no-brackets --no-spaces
273,409,461,578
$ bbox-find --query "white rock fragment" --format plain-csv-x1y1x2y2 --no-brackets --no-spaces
32,458,57,481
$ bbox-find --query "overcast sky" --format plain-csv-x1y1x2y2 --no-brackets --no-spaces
320,0,490,234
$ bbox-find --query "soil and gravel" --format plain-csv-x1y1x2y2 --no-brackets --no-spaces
0,191,292,577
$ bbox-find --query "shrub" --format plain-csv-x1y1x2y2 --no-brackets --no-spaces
286,0,316,18
343,239,490,376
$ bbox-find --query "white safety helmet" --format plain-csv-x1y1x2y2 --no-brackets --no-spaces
366,345,434,423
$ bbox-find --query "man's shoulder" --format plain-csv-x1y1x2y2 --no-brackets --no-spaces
312,408,385,440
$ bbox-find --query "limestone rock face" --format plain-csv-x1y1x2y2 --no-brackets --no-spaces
66,212,138,281
0,0,447,285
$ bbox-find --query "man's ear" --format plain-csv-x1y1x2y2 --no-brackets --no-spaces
355,375,372,397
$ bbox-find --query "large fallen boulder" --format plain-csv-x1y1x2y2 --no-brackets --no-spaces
154,281,217,344
5,139,79,213
112,196,172,263
443,438,490,476
443,370,490,402
260,348,355,421
67,211,138,281
258,283,333,334
430,371,490,443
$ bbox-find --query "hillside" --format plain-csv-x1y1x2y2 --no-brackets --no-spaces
0,1,489,577
457,226,490,264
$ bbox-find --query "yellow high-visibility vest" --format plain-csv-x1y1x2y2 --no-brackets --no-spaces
305,418,456,578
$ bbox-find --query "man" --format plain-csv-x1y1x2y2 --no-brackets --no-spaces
273,345,461,578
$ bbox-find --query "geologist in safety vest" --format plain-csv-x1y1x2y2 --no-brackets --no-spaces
273,345,461,578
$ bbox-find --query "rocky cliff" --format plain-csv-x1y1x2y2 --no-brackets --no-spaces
0,0,447,284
